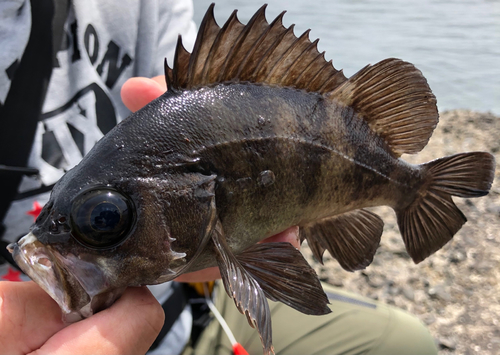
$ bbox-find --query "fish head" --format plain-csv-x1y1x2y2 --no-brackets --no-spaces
8,153,217,322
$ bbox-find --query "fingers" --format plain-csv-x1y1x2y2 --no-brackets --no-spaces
261,226,300,249
174,266,221,283
32,287,164,355
0,281,65,354
150,75,167,90
0,283,164,355
120,76,166,112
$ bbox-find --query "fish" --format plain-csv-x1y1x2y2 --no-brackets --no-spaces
7,4,495,354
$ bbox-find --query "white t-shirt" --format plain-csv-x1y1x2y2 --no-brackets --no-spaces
0,1,197,353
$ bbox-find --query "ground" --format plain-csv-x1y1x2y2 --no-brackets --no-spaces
304,110,500,355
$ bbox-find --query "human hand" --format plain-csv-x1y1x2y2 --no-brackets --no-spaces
121,77,301,282
0,281,164,355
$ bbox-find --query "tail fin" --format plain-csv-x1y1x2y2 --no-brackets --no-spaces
397,152,495,263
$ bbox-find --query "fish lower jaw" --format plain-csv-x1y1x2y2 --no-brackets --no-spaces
7,232,88,322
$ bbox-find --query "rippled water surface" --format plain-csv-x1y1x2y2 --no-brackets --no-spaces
193,0,500,114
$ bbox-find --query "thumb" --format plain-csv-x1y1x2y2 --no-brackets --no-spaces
261,226,300,249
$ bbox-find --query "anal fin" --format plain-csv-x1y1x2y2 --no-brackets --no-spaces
211,221,274,355
237,242,331,316
300,209,384,271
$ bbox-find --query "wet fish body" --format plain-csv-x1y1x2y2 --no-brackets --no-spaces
104,83,419,268
8,4,495,354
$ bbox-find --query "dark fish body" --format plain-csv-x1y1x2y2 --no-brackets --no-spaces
8,4,495,354
57,83,416,271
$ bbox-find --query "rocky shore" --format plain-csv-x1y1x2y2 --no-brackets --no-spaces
305,110,500,355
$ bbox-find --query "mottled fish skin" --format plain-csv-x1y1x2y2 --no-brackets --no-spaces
89,83,420,269
7,4,495,355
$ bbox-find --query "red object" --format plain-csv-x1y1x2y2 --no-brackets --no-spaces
26,200,43,220
2,267,22,282
232,343,249,355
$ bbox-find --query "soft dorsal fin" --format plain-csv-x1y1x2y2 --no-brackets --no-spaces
164,3,347,92
328,58,439,156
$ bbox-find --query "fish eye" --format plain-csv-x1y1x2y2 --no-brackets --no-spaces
70,188,135,248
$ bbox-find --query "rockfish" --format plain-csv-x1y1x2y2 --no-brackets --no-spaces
8,4,495,354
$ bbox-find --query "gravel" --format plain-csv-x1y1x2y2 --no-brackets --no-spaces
303,110,500,355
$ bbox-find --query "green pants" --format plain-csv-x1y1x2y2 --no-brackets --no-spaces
185,282,438,355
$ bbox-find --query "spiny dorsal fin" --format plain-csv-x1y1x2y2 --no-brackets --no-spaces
328,58,439,156
171,36,190,88
202,10,245,84
187,4,221,87
165,3,347,92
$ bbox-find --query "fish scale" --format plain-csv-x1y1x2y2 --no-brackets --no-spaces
7,4,495,355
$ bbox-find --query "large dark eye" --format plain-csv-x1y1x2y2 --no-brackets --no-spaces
70,188,135,248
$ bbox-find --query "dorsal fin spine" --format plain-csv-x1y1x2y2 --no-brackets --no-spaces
164,58,173,90
225,4,269,80
187,3,220,87
249,22,290,81
172,36,190,89
201,10,237,82
266,28,310,82
235,11,287,79
203,11,244,84
318,69,345,92
308,57,332,91
294,44,325,86
256,25,296,81
278,30,312,84
217,5,268,82
214,12,244,82
167,4,347,93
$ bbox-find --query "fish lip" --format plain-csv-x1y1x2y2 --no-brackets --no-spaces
8,232,127,323
7,232,87,322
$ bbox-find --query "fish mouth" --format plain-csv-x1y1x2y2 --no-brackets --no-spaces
7,232,124,323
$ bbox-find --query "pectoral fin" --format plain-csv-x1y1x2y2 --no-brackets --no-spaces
237,242,331,316
211,221,274,355
300,209,383,271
